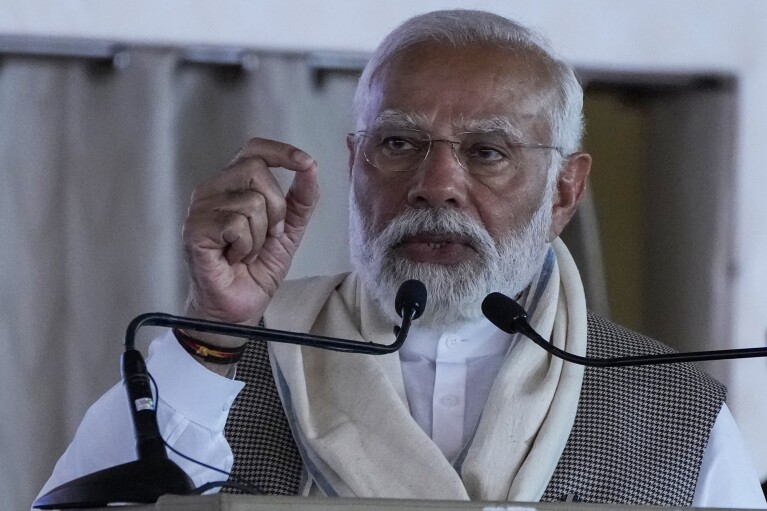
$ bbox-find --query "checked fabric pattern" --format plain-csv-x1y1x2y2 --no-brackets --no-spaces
221,339,303,495
541,314,726,504
222,314,725,503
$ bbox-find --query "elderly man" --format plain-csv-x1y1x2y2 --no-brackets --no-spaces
40,10,765,506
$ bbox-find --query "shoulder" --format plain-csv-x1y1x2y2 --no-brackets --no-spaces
584,311,726,399
278,272,349,293
265,272,352,331
543,313,727,504
586,313,676,357
271,272,351,308
277,272,351,296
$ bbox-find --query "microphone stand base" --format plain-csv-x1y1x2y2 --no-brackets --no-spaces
33,457,194,509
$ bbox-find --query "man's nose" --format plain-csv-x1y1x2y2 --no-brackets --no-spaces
406,141,468,209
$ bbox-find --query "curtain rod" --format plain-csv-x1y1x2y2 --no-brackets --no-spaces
0,35,369,74
2,36,731,91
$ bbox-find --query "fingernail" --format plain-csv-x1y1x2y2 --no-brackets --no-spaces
271,220,285,237
293,150,312,165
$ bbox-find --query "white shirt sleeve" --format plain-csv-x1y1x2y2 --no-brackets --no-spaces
36,330,243,498
693,403,767,508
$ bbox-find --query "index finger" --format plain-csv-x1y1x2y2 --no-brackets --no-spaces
193,138,316,202
234,138,315,173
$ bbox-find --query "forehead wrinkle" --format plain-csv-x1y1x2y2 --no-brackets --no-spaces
371,109,431,130
454,116,526,142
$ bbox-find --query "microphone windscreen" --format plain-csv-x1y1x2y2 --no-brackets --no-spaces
481,292,527,334
395,279,427,319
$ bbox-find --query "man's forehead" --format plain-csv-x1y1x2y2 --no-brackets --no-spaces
357,43,558,141
370,109,529,140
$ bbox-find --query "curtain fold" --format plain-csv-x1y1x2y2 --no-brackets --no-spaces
0,45,608,510
0,47,357,509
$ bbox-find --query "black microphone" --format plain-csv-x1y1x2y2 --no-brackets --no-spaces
34,280,427,509
481,292,529,335
482,291,767,367
396,279,427,319
121,350,169,461
392,279,427,340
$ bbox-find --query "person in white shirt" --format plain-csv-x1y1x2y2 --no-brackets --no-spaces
39,9,766,507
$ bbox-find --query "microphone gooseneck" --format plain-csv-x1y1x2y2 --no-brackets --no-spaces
123,280,427,355
34,280,427,509
482,291,767,367
124,313,403,354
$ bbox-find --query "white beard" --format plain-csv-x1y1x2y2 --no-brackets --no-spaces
348,187,553,329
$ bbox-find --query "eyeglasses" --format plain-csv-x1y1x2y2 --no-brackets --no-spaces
350,128,562,177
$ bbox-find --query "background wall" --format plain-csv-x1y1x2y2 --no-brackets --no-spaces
3,0,766,506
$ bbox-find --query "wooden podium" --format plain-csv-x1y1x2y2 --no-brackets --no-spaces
81,494,752,511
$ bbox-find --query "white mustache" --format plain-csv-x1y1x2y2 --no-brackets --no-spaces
375,207,498,260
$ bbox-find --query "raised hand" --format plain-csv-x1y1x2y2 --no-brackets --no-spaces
182,138,319,334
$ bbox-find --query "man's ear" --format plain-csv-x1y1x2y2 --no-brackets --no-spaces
346,134,356,178
548,152,592,241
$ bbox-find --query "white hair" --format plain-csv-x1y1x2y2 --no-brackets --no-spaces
353,9,585,158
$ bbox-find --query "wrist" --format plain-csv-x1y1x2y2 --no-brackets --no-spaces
183,296,259,349
174,328,246,364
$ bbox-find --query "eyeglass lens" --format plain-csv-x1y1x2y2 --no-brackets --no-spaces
360,129,547,176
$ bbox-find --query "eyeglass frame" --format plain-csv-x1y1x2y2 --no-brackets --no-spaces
348,128,564,175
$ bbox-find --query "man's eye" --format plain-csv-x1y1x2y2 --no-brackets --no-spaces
466,144,507,162
380,137,418,153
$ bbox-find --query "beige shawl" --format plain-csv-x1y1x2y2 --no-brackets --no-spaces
265,239,587,501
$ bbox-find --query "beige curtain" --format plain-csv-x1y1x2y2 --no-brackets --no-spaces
0,44,609,509
0,46,358,509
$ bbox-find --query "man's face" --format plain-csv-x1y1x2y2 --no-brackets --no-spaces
348,43,584,325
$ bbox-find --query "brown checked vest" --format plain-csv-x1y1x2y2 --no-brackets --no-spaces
222,313,725,505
